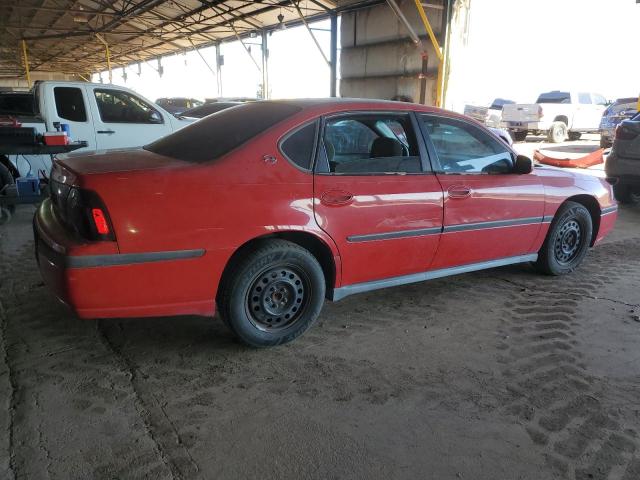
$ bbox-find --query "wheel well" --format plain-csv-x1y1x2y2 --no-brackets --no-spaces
563,195,601,246
216,232,337,303
553,115,569,126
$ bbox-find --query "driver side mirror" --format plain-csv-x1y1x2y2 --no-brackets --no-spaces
149,111,163,124
514,155,533,174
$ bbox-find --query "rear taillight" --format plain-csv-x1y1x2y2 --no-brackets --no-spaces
91,208,110,235
50,181,115,241
538,106,544,119
615,124,639,140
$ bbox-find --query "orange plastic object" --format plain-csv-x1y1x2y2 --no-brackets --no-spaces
533,149,604,169
43,132,69,146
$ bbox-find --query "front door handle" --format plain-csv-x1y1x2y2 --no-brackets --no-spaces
448,185,472,199
321,190,354,207
97,130,115,135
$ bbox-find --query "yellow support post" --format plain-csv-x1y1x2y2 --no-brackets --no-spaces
21,40,31,88
95,34,112,83
412,0,444,107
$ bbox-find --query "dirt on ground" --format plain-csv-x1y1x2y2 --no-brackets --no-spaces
1,200,639,480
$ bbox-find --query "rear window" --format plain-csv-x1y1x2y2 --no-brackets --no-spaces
536,92,571,104
0,93,36,116
144,102,301,162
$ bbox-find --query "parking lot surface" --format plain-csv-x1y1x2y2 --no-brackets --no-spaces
1,165,639,479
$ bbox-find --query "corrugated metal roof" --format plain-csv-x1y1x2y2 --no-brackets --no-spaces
0,0,382,77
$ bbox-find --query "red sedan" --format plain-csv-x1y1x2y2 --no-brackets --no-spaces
34,100,617,347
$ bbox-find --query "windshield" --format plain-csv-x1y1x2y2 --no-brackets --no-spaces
536,92,571,104
144,102,301,162
489,98,514,110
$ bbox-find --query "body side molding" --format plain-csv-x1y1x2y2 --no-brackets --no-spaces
330,254,538,301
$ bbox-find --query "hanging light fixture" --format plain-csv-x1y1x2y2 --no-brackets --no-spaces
277,13,286,30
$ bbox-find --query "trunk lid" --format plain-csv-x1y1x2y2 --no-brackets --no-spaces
613,119,640,160
56,147,188,177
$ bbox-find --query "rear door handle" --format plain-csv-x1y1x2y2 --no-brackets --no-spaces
97,130,115,135
447,185,472,199
321,190,354,207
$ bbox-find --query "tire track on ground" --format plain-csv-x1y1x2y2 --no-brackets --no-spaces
497,238,640,479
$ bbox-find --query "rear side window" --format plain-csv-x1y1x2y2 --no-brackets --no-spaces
536,92,571,104
280,121,318,171
321,113,422,174
145,102,301,163
54,87,87,122
421,115,513,174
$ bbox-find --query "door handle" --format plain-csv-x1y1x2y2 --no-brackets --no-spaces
97,130,115,135
321,190,354,207
447,185,472,199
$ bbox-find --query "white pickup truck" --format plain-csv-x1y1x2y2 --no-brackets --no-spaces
0,80,191,179
501,91,608,143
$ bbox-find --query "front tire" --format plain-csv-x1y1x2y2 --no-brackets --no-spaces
547,122,568,143
218,240,326,347
536,201,592,275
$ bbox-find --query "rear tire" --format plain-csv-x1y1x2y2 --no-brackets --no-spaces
218,240,325,347
600,137,610,149
613,184,640,204
513,131,528,142
568,132,582,141
547,122,568,143
535,201,592,276
0,163,15,225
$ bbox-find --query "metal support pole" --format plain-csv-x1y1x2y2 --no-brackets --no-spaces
215,43,223,97
261,31,269,100
412,0,444,107
95,34,112,83
329,13,338,97
293,1,330,67
21,39,31,88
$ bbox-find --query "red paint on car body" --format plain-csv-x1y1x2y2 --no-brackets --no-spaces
34,100,617,320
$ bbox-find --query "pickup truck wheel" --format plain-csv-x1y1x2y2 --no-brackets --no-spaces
613,184,640,204
535,201,592,276
568,132,582,141
218,240,325,347
513,131,528,142
0,163,15,225
547,122,568,143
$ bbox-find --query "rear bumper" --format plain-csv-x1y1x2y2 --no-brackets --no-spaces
504,121,544,132
605,152,640,186
34,199,216,319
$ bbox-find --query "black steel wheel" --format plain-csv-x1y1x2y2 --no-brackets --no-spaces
218,240,325,347
245,265,310,332
535,201,592,275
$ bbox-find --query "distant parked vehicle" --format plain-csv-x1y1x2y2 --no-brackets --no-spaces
180,101,241,119
156,97,203,115
599,97,638,148
464,98,515,128
502,91,607,143
1,81,192,180
605,112,640,204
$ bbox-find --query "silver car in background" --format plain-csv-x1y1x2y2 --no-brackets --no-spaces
599,97,638,148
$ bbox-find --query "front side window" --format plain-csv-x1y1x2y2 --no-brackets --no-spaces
593,94,608,106
321,114,421,174
54,87,87,122
578,93,592,105
95,89,161,123
421,115,513,174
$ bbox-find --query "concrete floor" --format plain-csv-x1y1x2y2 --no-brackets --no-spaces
1,147,640,479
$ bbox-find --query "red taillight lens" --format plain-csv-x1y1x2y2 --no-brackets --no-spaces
615,124,639,141
538,106,544,118
92,208,110,235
